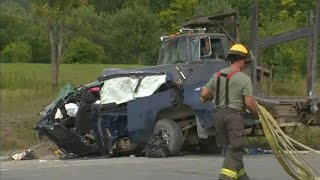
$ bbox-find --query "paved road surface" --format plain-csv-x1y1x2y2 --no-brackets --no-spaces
1,154,319,180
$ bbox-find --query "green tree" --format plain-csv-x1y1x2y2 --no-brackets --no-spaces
194,0,232,16
88,0,127,14
0,1,27,50
32,0,83,88
0,0,51,63
159,0,199,33
64,37,106,64
107,4,160,64
193,0,235,42
1,41,32,63
65,5,110,61
148,0,172,13
256,0,315,81
259,16,307,81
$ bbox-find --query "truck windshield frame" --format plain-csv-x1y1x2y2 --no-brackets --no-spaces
191,38,200,61
157,37,188,65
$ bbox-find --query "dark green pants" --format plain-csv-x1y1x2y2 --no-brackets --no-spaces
214,107,249,180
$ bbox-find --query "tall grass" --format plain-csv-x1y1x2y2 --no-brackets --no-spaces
0,63,145,152
260,78,320,97
1,63,144,90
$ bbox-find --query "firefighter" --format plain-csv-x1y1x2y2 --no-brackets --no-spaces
200,44,259,180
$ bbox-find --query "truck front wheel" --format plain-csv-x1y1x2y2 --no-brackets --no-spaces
154,119,183,156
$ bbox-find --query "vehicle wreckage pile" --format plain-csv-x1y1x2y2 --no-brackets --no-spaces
36,68,195,158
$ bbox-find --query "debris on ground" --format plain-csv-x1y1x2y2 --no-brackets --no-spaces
245,147,273,155
144,131,170,158
12,149,37,160
54,149,63,156
28,139,60,159
3,139,80,161
58,152,77,159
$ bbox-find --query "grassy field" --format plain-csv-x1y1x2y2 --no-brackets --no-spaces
0,63,145,152
260,78,320,97
0,63,319,153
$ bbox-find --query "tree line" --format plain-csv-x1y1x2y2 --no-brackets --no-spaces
0,0,318,82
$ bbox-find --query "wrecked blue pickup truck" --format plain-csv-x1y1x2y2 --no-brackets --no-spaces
36,68,228,157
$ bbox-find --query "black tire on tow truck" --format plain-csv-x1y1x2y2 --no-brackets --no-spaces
153,119,184,156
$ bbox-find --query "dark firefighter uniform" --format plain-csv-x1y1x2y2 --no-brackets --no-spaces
204,44,252,180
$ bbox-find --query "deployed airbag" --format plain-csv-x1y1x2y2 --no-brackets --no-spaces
100,74,166,105
65,103,79,117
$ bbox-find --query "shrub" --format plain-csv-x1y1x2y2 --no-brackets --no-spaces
0,41,32,63
64,37,106,64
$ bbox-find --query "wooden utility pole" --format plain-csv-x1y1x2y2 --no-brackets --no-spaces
309,0,319,99
250,0,258,94
306,10,314,96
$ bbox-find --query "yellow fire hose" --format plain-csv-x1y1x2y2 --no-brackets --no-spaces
257,104,320,180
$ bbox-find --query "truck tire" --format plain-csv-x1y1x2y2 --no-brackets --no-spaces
154,119,183,156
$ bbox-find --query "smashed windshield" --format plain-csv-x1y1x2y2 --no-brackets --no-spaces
158,37,187,64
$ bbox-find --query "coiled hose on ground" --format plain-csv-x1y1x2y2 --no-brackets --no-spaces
257,104,320,180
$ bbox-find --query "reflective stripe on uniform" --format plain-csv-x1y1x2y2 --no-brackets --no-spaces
220,168,238,179
238,168,246,177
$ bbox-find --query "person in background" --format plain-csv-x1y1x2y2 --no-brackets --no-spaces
201,38,212,56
